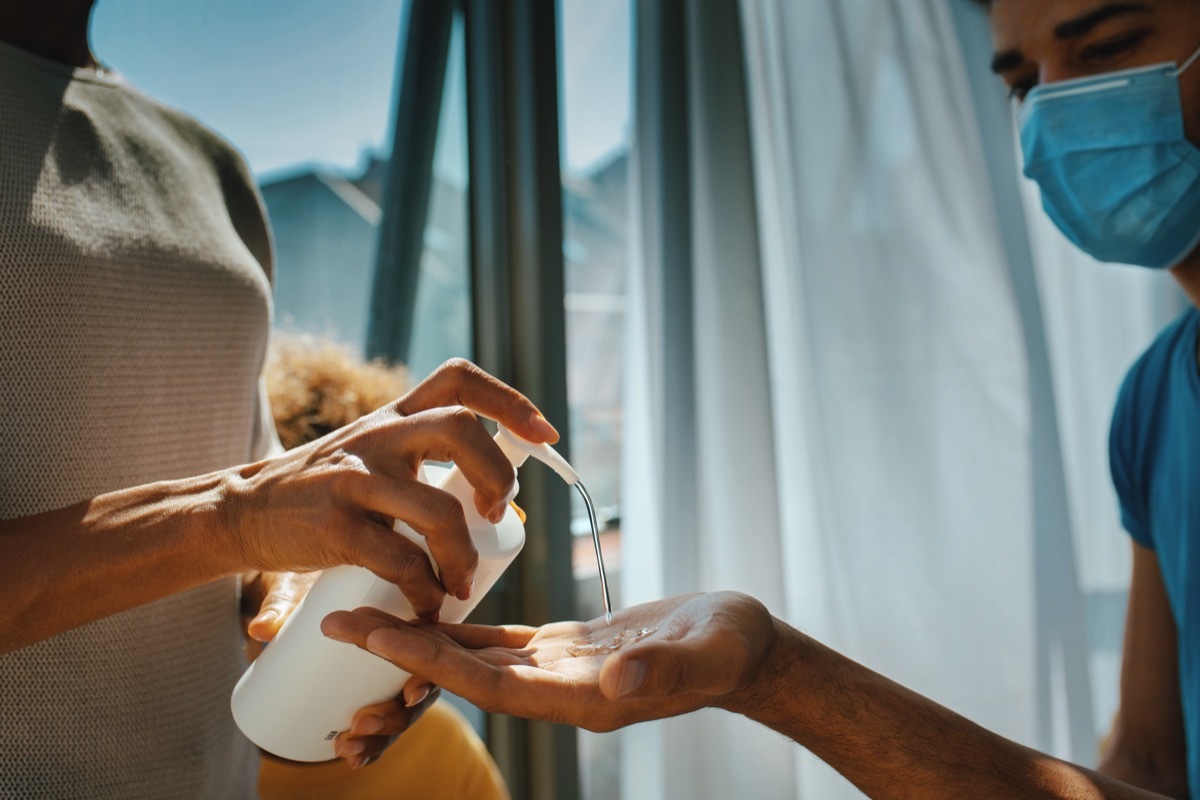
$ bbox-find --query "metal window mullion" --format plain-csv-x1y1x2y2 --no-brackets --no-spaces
366,0,456,363
465,1,578,799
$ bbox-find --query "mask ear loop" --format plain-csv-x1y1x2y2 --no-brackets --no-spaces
1173,44,1200,77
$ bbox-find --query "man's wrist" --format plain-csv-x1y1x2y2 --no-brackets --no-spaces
717,616,809,726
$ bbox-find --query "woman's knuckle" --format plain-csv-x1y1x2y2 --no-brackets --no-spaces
441,357,475,377
394,545,433,579
327,464,364,497
445,405,477,432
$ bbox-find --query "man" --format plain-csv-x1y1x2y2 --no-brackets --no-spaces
325,1,1200,797
0,1,554,796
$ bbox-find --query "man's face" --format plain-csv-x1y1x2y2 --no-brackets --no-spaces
989,0,1200,142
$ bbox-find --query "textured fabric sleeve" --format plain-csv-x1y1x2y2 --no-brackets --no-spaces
218,149,275,285
250,376,284,462
1109,363,1152,548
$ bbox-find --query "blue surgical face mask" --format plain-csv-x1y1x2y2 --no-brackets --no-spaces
1019,45,1200,269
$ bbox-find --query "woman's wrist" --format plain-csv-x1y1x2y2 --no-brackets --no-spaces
87,468,251,579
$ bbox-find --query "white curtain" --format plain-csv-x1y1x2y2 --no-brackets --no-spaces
619,1,1181,798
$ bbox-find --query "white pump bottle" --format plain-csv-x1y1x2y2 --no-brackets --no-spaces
230,424,579,762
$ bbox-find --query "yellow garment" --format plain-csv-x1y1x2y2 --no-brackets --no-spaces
258,701,510,800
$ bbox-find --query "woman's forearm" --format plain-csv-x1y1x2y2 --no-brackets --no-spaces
0,470,240,655
723,620,1172,800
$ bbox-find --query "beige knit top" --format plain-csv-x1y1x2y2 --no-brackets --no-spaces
0,41,278,798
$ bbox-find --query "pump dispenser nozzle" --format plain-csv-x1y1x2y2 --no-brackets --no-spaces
230,419,605,762
496,424,579,484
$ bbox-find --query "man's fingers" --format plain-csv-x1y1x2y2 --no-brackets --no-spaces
322,609,537,652
424,621,540,650
395,358,559,445
322,608,396,643
358,625,515,712
598,627,749,701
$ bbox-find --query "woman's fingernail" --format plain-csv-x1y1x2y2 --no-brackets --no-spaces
406,685,431,708
352,715,384,735
350,754,378,770
254,610,279,627
616,660,647,697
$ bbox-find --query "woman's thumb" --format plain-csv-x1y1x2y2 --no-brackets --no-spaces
247,572,313,641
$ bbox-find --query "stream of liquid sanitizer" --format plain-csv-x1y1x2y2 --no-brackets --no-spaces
568,482,660,657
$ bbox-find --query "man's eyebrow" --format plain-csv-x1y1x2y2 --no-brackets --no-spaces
1053,2,1152,40
990,3,1153,74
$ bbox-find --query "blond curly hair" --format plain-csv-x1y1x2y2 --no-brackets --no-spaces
264,334,409,451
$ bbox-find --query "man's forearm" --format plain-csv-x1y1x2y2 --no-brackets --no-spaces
0,471,241,654
722,619,1172,800
1098,734,1190,799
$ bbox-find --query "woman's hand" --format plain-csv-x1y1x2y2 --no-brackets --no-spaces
219,359,558,621
321,592,778,732
242,572,441,768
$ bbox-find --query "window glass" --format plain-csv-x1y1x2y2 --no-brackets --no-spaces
559,0,631,598
405,14,473,380
91,0,409,359
558,1,632,798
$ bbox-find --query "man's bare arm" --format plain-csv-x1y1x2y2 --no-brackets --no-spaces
1095,543,1188,798
327,591,1177,800
725,619,1172,800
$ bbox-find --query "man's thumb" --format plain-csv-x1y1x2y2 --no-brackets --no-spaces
599,635,737,701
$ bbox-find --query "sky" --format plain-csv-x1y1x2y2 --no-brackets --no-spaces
90,0,631,181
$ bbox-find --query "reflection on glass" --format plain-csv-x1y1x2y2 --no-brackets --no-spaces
406,14,472,380
559,1,632,798
560,0,631,590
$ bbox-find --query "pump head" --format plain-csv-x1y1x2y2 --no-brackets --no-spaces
496,424,580,485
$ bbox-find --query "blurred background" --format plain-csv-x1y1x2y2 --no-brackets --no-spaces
91,1,1188,798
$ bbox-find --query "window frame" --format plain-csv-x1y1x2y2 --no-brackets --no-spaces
368,1,579,797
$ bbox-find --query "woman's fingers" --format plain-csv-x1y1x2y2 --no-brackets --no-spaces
345,475,477,601
338,522,445,620
389,406,518,528
395,359,558,445
246,571,319,642
347,689,440,738
336,687,443,767
229,360,558,626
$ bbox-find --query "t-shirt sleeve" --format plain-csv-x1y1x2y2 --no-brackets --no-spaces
1109,364,1152,548
249,376,284,462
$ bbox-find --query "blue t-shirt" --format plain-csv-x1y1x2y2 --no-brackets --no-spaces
1109,307,1200,794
